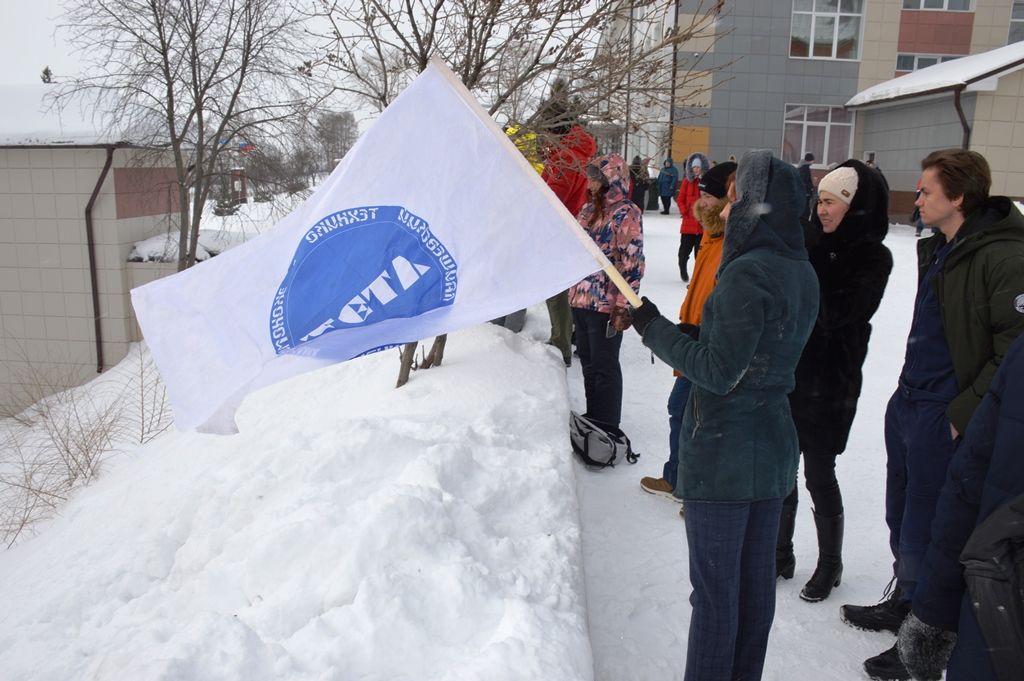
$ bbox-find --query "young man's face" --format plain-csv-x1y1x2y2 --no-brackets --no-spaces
696,191,719,211
916,167,964,235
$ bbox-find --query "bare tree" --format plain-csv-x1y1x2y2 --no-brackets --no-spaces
314,110,358,170
310,0,726,150
309,0,726,385
57,0,328,270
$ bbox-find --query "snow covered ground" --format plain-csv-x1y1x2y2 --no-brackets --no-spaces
0,208,922,680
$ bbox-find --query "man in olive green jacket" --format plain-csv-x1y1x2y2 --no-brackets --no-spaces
917,193,1024,433
842,148,1024,681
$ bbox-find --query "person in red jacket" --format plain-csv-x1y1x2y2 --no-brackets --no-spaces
675,152,709,282
537,102,597,366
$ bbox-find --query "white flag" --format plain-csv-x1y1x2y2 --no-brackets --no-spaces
131,58,609,433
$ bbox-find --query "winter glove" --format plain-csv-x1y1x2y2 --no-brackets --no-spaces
897,613,957,681
608,306,633,332
677,322,700,341
628,296,661,337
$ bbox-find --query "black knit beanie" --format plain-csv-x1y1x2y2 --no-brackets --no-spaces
698,161,737,199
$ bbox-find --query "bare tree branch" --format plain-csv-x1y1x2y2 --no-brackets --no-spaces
56,0,332,271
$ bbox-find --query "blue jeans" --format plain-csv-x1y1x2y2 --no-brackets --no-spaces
884,387,958,601
663,377,691,487
683,498,783,681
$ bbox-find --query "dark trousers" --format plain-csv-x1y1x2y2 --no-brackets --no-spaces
683,498,783,681
783,448,843,517
664,376,691,488
572,307,624,429
545,289,572,363
679,233,701,280
631,186,647,213
660,195,672,213
884,387,958,601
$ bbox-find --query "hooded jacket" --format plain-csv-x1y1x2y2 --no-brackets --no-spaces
657,158,679,198
569,154,645,313
916,196,1024,433
789,160,893,455
641,150,819,501
676,152,710,235
678,196,728,328
541,125,598,217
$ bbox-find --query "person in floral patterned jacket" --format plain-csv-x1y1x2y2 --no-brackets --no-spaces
569,153,645,436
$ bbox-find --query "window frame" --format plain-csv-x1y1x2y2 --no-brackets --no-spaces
1010,1,1024,44
895,53,963,71
781,104,855,169
901,0,974,10
790,0,865,61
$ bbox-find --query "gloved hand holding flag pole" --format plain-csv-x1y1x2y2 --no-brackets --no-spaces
131,57,631,434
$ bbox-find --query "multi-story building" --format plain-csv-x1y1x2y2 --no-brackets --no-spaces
672,0,1024,211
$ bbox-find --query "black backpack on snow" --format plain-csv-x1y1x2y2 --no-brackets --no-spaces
569,411,639,470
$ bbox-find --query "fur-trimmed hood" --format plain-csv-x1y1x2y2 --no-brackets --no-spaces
684,152,711,182
719,149,808,275
590,153,631,205
809,159,889,251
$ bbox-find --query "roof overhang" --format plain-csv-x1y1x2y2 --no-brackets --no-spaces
846,42,1024,111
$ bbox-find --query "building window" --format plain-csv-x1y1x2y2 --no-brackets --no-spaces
896,54,963,71
782,104,853,167
791,0,864,60
1010,2,1024,44
901,0,972,10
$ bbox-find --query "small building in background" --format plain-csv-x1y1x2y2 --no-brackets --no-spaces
0,84,178,414
846,41,1024,218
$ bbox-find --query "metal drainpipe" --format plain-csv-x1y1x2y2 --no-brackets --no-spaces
954,86,971,150
84,145,116,373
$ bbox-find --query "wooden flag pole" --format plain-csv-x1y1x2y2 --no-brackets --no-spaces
602,263,642,308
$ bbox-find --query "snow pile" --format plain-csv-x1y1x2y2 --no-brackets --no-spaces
0,322,593,681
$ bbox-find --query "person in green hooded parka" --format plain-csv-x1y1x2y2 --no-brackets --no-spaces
630,149,819,681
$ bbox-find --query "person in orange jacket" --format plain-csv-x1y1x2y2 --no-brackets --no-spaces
641,160,737,500
675,152,710,282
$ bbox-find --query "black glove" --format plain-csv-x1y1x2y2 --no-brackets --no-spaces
677,322,700,341
628,296,661,336
897,613,957,681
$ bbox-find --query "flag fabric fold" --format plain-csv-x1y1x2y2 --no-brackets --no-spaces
131,58,609,433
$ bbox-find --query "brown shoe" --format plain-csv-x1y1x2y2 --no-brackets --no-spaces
640,476,681,502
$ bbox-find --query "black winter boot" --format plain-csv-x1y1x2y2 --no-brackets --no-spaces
863,644,910,681
841,581,911,634
800,511,843,602
775,494,797,580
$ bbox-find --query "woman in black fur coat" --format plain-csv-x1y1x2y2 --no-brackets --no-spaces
777,160,894,602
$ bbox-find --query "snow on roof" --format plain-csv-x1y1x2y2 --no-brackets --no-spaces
846,41,1024,109
0,83,130,146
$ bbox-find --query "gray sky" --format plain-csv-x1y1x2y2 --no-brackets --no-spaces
0,1,75,85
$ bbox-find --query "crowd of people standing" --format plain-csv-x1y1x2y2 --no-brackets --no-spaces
515,96,1023,681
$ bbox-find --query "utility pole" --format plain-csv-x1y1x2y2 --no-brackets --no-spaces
668,1,679,158
624,1,634,158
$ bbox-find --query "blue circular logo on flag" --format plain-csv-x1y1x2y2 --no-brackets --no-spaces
269,205,457,354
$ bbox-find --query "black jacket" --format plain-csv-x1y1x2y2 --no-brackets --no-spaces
789,160,893,455
912,333,1024,681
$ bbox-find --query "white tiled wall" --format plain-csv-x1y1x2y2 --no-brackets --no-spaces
0,147,174,414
